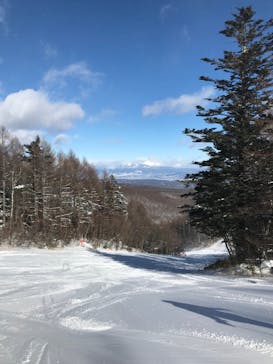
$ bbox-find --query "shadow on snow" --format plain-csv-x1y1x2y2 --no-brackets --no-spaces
162,300,273,329
87,248,222,275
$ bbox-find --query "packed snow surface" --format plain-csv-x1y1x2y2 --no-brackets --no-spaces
0,242,273,364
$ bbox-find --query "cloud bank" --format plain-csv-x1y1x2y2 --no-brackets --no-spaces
94,157,191,169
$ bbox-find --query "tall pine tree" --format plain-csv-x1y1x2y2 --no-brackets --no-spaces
183,7,273,262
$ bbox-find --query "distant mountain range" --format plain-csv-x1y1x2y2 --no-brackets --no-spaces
95,164,197,188
117,179,183,189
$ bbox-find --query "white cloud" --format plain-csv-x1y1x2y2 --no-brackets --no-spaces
42,62,103,89
134,157,193,168
136,157,162,167
94,157,192,169
12,129,44,144
0,89,84,132
142,86,215,117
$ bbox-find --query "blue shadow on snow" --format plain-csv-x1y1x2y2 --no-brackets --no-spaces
87,248,220,275
162,300,273,329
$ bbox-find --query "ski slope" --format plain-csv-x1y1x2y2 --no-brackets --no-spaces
0,243,273,364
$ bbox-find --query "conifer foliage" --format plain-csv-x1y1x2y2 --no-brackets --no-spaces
183,7,273,262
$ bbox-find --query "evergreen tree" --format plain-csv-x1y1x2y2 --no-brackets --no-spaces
183,7,273,262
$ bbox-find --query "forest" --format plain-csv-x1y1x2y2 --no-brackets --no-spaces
0,128,201,252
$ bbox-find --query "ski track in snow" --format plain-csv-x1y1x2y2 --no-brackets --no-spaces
21,340,48,364
0,242,273,363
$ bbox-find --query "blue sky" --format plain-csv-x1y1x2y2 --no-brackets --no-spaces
0,0,272,168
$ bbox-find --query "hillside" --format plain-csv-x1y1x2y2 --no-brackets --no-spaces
121,183,187,223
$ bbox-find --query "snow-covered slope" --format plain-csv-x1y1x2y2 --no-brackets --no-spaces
0,243,272,363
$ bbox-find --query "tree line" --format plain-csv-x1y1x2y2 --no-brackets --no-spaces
0,128,200,252
0,129,127,245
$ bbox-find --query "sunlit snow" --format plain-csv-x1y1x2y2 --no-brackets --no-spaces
0,242,272,364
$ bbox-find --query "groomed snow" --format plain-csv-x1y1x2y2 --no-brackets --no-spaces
0,242,272,363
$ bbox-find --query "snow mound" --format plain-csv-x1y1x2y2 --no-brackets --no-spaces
230,260,273,276
260,260,273,275
60,316,113,332
186,240,228,256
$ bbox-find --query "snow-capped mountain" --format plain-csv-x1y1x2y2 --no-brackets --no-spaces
94,163,197,188
96,163,195,181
